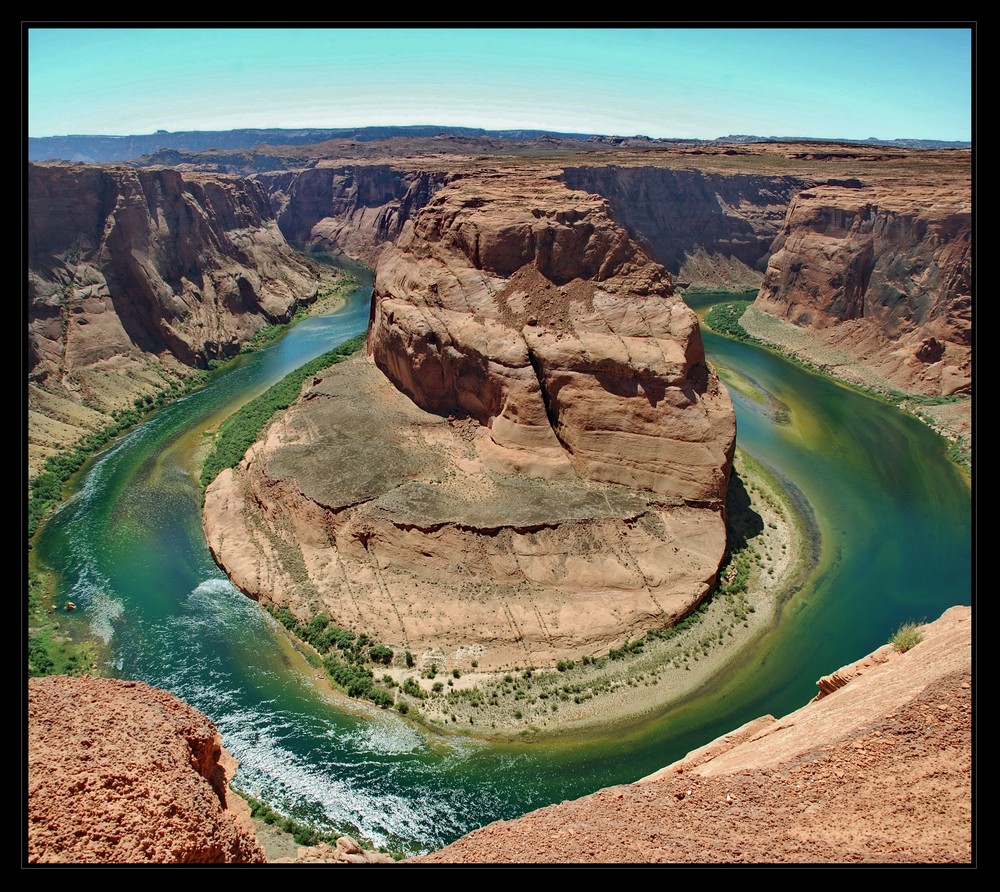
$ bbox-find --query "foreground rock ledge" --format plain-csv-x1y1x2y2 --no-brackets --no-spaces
27,676,266,864
419,605,971,864
204,169,735,670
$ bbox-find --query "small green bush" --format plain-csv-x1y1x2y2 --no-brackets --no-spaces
890,621,924,653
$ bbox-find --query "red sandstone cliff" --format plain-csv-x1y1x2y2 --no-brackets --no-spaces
27,676,267,864
257,164,449,264
204,167,736,670
561,166,807,291
754,180,971,396
27,163,322,471
419,605,972,864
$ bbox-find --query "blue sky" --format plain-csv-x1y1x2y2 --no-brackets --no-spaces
27,26,973,141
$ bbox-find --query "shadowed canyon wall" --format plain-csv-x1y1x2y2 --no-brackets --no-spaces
27,163,321,470
753,182,971,395
256,165,450,264
560,166,807,291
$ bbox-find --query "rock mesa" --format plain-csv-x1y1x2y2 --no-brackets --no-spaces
204,168,735,670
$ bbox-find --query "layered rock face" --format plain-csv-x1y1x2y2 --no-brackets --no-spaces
258,164,449,264
27,676,267,864
205,169,735,670
754,181,971,395
562,166,807,291
420,606,971,864
369,170,735,501
28,163,320,470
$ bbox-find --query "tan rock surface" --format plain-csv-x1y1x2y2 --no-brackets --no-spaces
27,676,267,864
27,163,322,471
270,835,395,864
419,605,971,864
205,169,735,670
368,169,735,500
755,178,971,397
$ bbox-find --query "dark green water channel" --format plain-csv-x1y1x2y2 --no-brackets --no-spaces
34,288,971,855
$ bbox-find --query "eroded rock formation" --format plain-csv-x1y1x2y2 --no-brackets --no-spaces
27,676,267,864
754,180,971,396
419,606,971,864
258,164,449,264
27,163,321,470
561,166,806,291
204,168,735,670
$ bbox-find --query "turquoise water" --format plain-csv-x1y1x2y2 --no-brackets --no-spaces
33,289,971,854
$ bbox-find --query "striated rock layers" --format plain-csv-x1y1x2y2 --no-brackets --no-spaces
28,163,320,470
258,164,449,265
561,166,807,292
27,676,267,864
419,606,972,864
754,180,971,396
204,168,736,670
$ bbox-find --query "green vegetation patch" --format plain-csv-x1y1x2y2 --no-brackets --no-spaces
704,300,755,341
28,375,207,539
269,605,398,711
27,568,101,677
890,621,925,653
200,333,366,489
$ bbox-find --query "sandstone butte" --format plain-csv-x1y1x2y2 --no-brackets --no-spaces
203,168,737,670
25,606,971,863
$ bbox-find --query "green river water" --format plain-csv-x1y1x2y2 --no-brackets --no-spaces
33,284,971,855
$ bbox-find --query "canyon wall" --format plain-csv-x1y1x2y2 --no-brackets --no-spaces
752,181,971,396
560,166,808,291
256,164,449,264
27,676,267,864
204,167,736,670
27,163,321,470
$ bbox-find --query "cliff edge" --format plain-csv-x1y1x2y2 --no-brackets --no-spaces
753,178,971,398
419,605,972,863
27,163,323,474
27,676,267,864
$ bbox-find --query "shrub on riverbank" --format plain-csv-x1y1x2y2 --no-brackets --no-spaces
705,300,755,341
269,604,398,710
890,621,925,653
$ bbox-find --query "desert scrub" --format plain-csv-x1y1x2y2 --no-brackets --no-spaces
890,621,925,653
267,605,398,709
